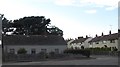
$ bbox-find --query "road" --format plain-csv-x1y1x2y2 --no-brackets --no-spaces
3,55,118,65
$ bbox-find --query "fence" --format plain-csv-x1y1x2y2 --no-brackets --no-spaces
3,51,119,62
3,53,66,62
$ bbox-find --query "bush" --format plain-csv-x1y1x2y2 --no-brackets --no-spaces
89,47,112,52
17,48,27,54
49,51,55,56
64,49,90,57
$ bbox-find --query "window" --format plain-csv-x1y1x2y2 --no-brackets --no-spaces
55,49,59,54
96,42,99,44
31,49,36,54
9,49,15,54
102,41,106,44
110,40,115,43
90,42,93,45
41,49,47,53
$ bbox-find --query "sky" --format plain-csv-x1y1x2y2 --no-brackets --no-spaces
0,0,119,39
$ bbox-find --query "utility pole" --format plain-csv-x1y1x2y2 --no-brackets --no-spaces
0,14,5,63
0,14,3,65
0,14,3,40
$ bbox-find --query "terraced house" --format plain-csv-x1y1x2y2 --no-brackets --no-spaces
67,36,93,49
89,31,118,50
3,35,67,54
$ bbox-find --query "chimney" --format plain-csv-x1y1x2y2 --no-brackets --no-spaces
109,30,111,34
75,38,77,40
86,35,88,38
118,29,120,33
78,36,83,39
96,34,98,37
102,32,104,36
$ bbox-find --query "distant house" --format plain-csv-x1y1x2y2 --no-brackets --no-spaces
89,31,118,50
3,35,67,54
68,36,93,49
66,39,74,49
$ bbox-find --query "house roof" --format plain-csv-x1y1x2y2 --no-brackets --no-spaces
71,37,88,44
89,33,119,43
3,35,67,45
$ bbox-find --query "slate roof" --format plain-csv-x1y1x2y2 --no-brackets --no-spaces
89,33,118,43
71,37,88,44
3,35,67,45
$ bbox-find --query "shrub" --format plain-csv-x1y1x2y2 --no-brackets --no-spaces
88,47,112,52
64,49,90,57
17,48,27,54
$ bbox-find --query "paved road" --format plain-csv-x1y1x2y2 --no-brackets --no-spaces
3,55,118,65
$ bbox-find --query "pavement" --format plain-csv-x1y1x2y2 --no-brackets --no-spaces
2,55,118,65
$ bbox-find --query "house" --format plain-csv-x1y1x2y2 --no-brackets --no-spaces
66,39,74,49
3,35,67,54
67,36,93,49
89,31,119,50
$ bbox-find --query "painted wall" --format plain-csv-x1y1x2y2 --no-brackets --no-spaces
4,45,67,54
68,38,93,49
90,40,118,48
67,39,74,49
84,38,93,48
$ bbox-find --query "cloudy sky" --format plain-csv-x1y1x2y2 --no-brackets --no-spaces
0,0,119,39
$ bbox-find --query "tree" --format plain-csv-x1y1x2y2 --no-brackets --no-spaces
47,26,63,36
2,16,63,36
12,16,51,35
2,17,13,35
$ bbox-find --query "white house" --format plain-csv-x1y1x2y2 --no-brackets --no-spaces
68,36,93,49
3,35,67,54
66,39,74,49
89,31,118,50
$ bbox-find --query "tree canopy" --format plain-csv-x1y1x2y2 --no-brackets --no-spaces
2,16,63,36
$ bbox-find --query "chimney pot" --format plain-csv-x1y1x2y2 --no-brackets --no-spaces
102,32,104,36
109,30,111,34
86,35,88,38
96,34,98,37
78,36,83,39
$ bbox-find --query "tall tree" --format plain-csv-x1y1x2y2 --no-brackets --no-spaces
47,26,63,36
2,16,63,36
12,16,51,35
2,17,13,35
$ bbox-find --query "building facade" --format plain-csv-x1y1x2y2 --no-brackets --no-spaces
3,35,67,54
89,31,118,50
67,36,93,49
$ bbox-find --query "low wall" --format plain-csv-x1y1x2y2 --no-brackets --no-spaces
3,53,65,62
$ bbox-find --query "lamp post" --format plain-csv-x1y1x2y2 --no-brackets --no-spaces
0,14,2,65
0,14,4,63
0,14,2,40
0,14,2,67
